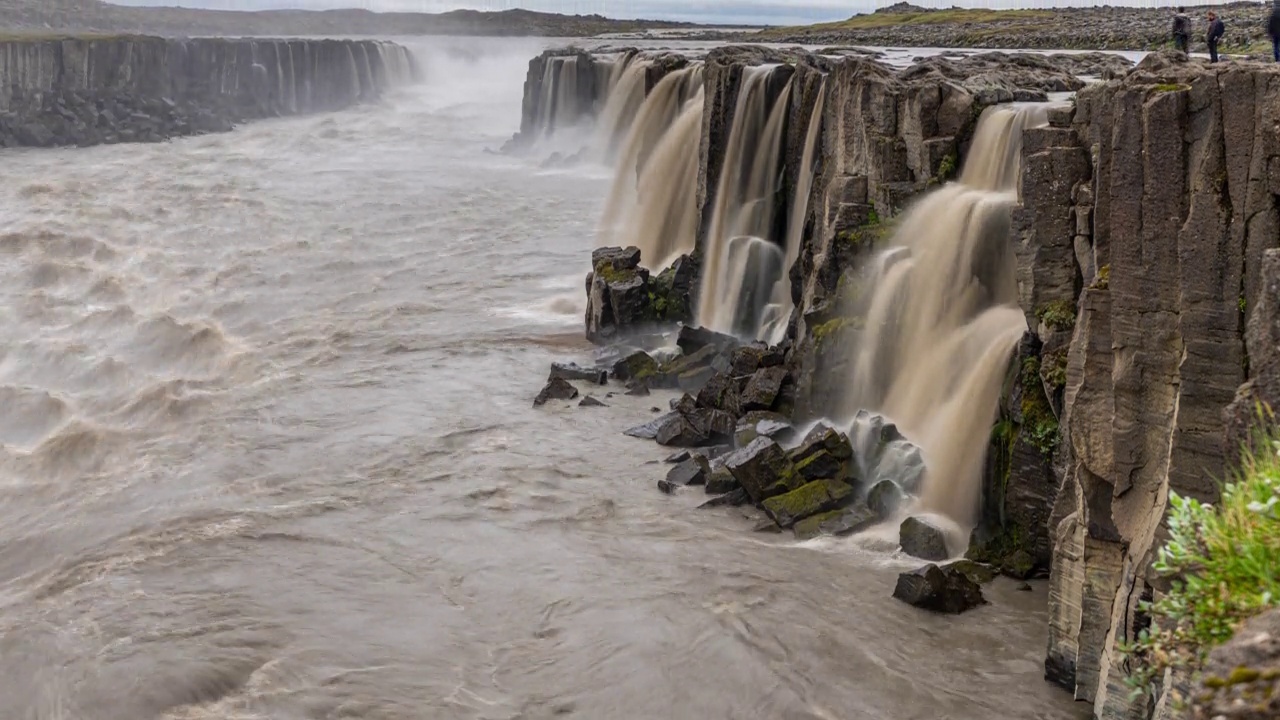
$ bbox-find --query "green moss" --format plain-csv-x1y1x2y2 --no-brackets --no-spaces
1020,356,1060,456
762,478,853,526
593,261,634,285
1092,264,1111,290
937,152,958,181
1239,295,1247,314
1036,300,1077,332
1229,667,1262,685
866,208,881,226
1154,83,1191,93
1041,348,1069,391
811,317,851,342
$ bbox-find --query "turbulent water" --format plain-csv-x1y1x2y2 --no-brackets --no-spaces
0,38,1083,720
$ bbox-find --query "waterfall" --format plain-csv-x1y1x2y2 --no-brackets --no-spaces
592,55,650,161
697,66,794,338
761,79,826,345
836,104,1049,534
596,65,705,270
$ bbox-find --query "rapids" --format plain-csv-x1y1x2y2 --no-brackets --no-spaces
0,38,1084,720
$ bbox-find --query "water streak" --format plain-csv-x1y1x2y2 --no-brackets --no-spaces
838,104,1049,532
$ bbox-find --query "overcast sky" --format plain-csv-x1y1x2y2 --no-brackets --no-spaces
105,0,1235,26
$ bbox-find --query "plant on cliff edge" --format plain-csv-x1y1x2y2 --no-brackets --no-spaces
1121,407,1280,702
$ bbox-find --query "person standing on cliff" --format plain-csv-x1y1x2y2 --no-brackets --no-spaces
1171,6,1191,54
1206,11,1225,62
1269,0,1280,62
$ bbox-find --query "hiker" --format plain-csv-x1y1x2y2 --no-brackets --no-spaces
1270,0,1280,62
1206,11,1225,62
1171,7,1191,53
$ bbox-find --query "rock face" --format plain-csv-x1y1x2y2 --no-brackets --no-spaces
1190,609,1280,720
892,563,986,614
1030,55,1280,718
0,37,418,149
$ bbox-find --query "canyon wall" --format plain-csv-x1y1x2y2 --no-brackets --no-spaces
0,36,418,148
517,45,1280,719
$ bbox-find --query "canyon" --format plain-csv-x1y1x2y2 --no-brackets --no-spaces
518,44,1280,719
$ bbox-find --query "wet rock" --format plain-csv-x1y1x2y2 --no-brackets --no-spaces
676,325,738,356
790,423,855,464
612,350,658,382
733,413,795,448
899,516,950,561
761,478,856,529
648,253,699,323
728,343,785,375
892,563,987,614
793,449,843,482
752,518,783,533
792,504,879,540
704,467,739,495
1016,583,1033,592
722,436,801,503
585,246,652,343
665,455,711,487
624,382,651,397
657,478,679,494
623,411,677,439
655,413,708,447
867,480,908,519
533,376,579,407
699,487,750,508
740,366,788,412
695,371,741,416
578,395,606,407
944,560,998,586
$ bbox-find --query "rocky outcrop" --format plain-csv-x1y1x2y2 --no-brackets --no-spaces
0,36,417,149
1189,609,1280,720
1019,53,1280,718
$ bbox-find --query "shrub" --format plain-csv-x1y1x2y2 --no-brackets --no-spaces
1122,408,1280,702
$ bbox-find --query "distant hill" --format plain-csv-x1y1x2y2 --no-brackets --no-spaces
0,0,700,37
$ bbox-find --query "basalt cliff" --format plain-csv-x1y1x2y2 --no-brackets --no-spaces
0,36,418,149
518,45,1280,720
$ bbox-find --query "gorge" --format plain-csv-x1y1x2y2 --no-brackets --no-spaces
518,43,1280,720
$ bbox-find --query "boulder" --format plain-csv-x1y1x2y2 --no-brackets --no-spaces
612,350,658,382
623,411,678,439
578,395,606,407
1191,609,1280,720
665,455,711,487
585,246,652,343
549,361,608,385
655,414,709,447
649,253,699,323
676,325,738,356
704,467,739,495
943,560,998,586
533,376,579,407
790,423,855,464
792,504,879,540
728,343,785,375
867,480,908,519
624,383,651,397
733,413,795,448
722,436,802,503
695,371,741,416
761,478,856,528
740,366,788,411
699,487,750,508
892,563,986,614
793,449,844,482
899,516,950,561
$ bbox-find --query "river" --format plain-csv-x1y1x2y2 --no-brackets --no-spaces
0,37,1086,720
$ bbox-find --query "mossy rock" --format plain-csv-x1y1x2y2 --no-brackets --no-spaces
792,504,878,540
1035,300,1076,332
612,350,658,382
761,477,854,529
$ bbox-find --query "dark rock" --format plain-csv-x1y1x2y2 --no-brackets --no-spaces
655,344,720,387
793,449,843,482
740,366,788,411
664,449,693,464
655,414,708,447
676,325,738,356
790,423,855,464
792,504,879,540
591,245,642,272
899,516,950,561
657,478,678,494
722,436,801,503
624,382,651,397
533,376,579,407
649,253,699,323
943,560,998,585
612,350,658,382
578,395,606,407
623,411,678,439
761,478,856,529
665,455,711,487
733,414,795,448
1191,609,1280,720
752,518,783,533
704,467,739,495
550,361,608,386
698,487,750,508
892,563,987,614
1016,583,1033,592
867,480,908,519
695,371,741,415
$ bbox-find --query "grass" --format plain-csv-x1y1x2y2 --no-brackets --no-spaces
757,8,1053,37
1121,406,1280,704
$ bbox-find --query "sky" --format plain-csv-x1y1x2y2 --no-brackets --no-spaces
105,0,1238,26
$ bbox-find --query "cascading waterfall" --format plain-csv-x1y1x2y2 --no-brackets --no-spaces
593,55,650,161
837,104,1049,537
596,65,705,270
761,79,826,345
697,66,794,338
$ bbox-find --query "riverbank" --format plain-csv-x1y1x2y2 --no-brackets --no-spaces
745,2,1277,55
0,0,698,38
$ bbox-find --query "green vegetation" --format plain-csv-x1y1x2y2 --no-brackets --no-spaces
1020,356,1059,456
1092,264,1111,290
756,7,1053,37
1153,83,1191,94
936,152,959,182
1041,348,1069,391
811,316,852,342
1121,408,1280,703
1036,300,1077,332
